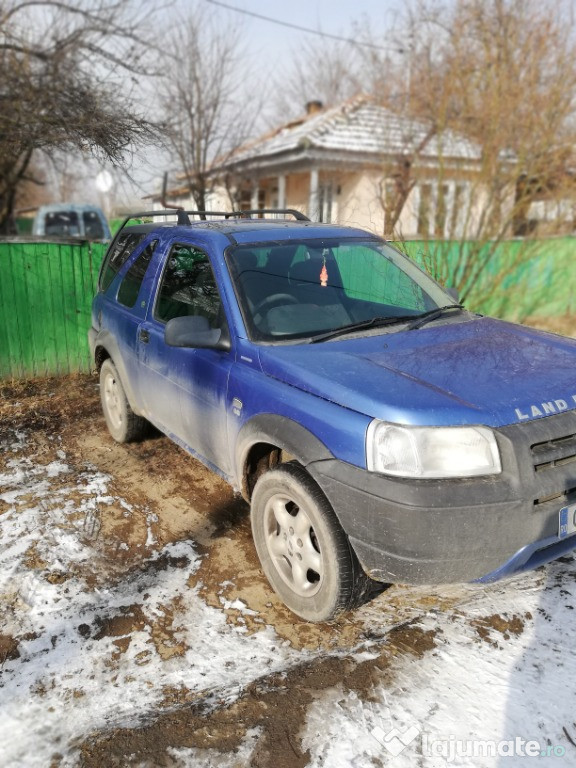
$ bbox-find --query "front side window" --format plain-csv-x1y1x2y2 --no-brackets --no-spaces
154,243,222,326
117,240,158,308
227,238,455,341
99,231,147,292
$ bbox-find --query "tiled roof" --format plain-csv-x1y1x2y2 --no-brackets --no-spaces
227,98,481,166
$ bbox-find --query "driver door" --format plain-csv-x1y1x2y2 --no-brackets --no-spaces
137,242,233,475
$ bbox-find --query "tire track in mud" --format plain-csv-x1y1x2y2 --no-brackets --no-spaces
77,620,439,768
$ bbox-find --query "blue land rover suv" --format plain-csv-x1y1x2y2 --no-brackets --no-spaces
89,209,576,621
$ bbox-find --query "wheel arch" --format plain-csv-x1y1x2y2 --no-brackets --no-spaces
91,331,141,416
235,414,333,501
94,343,111,371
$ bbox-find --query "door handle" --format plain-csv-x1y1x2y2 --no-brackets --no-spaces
139,329,150,343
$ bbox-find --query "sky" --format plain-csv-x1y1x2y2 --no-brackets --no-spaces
201,0,404,65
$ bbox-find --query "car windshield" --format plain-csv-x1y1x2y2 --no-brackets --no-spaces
227,238,456,342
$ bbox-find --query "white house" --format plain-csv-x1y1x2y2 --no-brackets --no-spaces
157,97,489,238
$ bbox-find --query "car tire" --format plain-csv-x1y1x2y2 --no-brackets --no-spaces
99,359,148,443
250,462,370,622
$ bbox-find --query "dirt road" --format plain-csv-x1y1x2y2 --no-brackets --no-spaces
1,375,575,768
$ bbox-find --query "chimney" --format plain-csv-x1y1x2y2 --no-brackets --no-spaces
305,100,324,116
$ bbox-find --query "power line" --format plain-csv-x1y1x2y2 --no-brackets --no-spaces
205,0,403,53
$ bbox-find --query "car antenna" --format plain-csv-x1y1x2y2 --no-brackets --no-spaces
160,172,191,225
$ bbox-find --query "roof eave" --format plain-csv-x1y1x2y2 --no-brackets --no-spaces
217,145,484,178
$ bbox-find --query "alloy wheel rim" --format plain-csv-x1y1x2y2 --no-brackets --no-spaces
264,493,323,597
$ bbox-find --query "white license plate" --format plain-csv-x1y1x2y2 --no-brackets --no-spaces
559,503,576,538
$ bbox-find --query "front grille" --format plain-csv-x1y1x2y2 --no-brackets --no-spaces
528,425,576,508
534,486,576,507
531,432,576,470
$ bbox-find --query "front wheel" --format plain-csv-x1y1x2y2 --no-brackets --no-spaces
250,463,369,622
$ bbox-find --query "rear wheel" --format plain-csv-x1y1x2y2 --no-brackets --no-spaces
99,359,148,443
251,462,370,622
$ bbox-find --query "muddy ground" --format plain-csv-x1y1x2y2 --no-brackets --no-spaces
0,370,571,767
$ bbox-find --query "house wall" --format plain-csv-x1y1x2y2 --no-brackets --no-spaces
335,169,433,238
336,171,385,234
285,174,309,214
205,165,502,240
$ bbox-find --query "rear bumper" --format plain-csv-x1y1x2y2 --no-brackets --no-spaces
308,412,576,584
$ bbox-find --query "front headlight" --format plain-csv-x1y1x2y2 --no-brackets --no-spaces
366,421,502,478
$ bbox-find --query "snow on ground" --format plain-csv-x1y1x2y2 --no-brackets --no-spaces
303,561,576,767
3,422,576,767
0,429,312,768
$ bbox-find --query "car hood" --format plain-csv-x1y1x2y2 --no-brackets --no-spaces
257,316,576,427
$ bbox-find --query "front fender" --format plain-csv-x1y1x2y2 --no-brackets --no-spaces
235,413,334,495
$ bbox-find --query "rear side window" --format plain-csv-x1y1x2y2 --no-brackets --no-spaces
99,232,147,292
117,240,158,308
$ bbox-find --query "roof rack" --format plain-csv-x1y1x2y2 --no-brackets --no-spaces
235,209,310,221
107,208,311,253
117,208,309,230
110,207,311,254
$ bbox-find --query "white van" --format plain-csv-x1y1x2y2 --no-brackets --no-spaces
33,204,111,240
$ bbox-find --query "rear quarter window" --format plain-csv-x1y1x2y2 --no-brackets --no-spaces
99,232,147,292
117,240,158,308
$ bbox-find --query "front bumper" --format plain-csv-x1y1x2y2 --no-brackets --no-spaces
308,410,576,584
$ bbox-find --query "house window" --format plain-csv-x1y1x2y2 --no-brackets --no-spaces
239,188,252,210
238,187,265,214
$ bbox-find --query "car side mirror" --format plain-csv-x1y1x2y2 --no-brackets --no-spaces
165,315,230,350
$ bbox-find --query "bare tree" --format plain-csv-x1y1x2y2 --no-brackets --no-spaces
376,125,437,237
269,36,364,123
0,0,161,233
363,0,576,317
158,5,262,213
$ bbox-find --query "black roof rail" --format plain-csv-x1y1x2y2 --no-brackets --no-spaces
110,208,312,246
232,209,311,221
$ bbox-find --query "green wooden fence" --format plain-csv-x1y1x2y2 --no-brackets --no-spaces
0,240,106,379
399,237,576,320
0,236,575,380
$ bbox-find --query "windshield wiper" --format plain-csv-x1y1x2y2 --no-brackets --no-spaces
406,304,465,331
309,315,416,343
